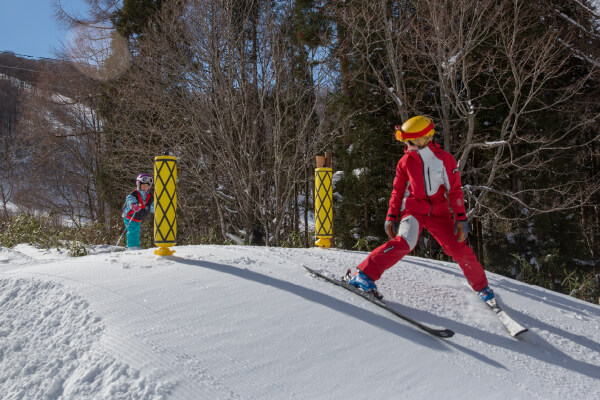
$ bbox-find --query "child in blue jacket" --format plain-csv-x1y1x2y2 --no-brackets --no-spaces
122,173,155,249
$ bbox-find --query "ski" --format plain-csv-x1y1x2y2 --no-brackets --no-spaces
302,265,455,339
484,298,528,337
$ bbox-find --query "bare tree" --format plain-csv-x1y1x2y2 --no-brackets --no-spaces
459,0,598,218
0,76,23,219
345,0,599,219
100,0,347,245
13,59,107,226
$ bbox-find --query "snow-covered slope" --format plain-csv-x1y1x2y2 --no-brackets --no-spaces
1,244,599,399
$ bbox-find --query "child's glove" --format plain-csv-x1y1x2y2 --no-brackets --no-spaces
454,220,469,242
131,203,142,212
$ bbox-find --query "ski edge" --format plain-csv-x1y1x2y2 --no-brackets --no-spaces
302,265,455,339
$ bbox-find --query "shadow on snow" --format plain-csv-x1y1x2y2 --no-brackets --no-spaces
170,256,506,370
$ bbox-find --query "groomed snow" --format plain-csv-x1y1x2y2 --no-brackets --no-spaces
1,244,599,399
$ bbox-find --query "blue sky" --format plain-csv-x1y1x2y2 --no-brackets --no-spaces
0,0,89,59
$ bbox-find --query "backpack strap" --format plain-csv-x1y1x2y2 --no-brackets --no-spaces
125,189,152,222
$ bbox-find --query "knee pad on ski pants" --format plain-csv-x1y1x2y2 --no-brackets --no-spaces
397,215,420,250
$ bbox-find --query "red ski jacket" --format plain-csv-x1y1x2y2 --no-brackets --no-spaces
386,141,467,222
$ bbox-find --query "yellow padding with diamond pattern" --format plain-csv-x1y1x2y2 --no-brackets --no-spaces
154,156,177,255
315,167,333,248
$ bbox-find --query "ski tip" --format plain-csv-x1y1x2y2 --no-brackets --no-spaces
512,328,529,338
437,329,455,338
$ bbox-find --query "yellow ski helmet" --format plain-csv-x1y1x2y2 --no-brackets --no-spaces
395,116,435,142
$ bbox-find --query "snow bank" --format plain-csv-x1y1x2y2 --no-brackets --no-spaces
0,278,171,400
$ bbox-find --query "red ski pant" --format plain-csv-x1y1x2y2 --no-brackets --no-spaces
358,212,488,291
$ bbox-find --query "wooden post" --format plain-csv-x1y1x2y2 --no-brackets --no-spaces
316,152,332,168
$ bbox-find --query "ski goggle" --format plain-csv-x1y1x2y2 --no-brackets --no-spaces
138,176,153,185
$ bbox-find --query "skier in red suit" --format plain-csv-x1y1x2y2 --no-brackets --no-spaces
348,116,494,302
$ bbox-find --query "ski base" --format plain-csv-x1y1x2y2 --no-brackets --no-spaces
485,299,528,337
303,265,455,339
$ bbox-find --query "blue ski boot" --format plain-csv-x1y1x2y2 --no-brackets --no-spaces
348,270,383,299
477,285,495,302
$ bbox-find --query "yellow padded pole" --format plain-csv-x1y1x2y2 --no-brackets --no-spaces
315,154,333,248
154,155,177,256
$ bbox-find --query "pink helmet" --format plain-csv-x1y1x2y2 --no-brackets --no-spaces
136,173,153,189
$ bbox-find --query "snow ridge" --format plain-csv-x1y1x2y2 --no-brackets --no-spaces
0,278,172,399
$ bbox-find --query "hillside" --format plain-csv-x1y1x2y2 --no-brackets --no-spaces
0,244,598,399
